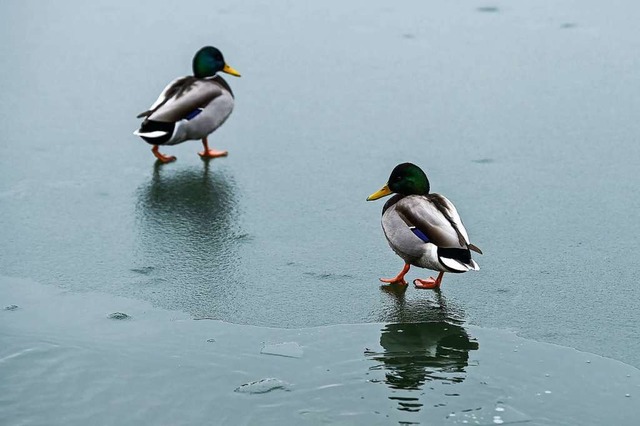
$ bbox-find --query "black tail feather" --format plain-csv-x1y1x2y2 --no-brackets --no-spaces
437,247,472,264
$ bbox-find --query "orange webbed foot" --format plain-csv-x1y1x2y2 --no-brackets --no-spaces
198,149,228,159
379,263,411,286
413,271,445,290
380,277,408,286
152,146,176,163
413,278,440,289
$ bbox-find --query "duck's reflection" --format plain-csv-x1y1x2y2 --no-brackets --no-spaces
366,290,479,413
378,285,467,323
134,161,245,315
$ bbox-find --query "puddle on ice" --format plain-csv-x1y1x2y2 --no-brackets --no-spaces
1,278,639,426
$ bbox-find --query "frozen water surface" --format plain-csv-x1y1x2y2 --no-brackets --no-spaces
1,0,640,423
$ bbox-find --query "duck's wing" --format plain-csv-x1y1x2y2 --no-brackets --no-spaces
394,195,481,271
431,195,469,245
382,201,429,259
136,77,224,122
394,195,464,249
428,194,483,254
136,77,185,118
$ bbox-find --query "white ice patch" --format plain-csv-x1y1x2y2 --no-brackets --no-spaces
234,378,291,394
260,341,304,358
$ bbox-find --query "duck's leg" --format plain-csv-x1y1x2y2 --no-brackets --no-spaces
152,145,176,163
198,137,228,159
414,271,445,290
380,263,410,286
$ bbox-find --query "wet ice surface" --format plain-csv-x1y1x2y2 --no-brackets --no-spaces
2,277,639,425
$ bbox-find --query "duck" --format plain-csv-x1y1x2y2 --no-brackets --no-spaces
367,163,482,289
134,46,241,163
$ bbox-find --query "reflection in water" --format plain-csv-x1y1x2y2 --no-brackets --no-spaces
367,291,479,414
134,161,245,315
369,322,478,389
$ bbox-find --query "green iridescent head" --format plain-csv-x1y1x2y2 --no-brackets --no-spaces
367,163,430,201
192,46,241,78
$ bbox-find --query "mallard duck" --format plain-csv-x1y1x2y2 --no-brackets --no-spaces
134,46,241,163
367,163,482,289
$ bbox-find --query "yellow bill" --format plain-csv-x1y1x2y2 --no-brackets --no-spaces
222,63,241,77
366,184,392,201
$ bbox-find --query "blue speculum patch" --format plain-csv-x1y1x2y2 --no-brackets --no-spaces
185,108,203,120
410,226,430,243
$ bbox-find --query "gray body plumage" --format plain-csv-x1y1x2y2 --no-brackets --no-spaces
382,194,480,273
135,75,234,145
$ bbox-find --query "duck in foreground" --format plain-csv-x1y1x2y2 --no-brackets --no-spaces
367,163,482,289
134,46,241,163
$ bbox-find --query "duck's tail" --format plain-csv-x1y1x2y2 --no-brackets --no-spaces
133,120,175,145
438,247,480,273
